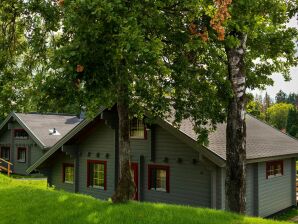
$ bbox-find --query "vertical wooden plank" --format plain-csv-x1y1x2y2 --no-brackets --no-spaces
139,155,145,201
211,170,217,209
291,158,296,206
114,119,119,191
253,163,259,216
221,168,226,210
8,163,10,177
150,125,155,162
75,148,80,193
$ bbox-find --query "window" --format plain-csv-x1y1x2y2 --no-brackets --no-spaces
14,129,29,139
266,160,283,179
148,165,169,192
87,160,107,190
17,147,26,163
130,118,146,139
63,164,74,184
0,146,10,161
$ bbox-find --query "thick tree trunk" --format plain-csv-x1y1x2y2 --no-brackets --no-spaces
112,82,135,203
225,33,247,214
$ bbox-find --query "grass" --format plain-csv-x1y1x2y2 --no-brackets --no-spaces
10,173,45,179
272,208,298,222
0,174,294,224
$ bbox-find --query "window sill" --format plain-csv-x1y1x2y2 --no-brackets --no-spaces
64,181,74,184
150,188,167,193
130,137,145,140
17,160,26,163
267,174,283,179
88,186,105,190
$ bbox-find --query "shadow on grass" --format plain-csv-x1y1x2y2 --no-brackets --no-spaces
0,185,290,224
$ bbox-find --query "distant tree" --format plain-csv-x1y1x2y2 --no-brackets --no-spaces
246,101,264,119
287,108,298,138
275,90,287,103
263,93,272,110
267,103,294,130
287,93,298,106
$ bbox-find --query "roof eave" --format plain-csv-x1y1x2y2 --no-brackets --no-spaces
247,153,298,164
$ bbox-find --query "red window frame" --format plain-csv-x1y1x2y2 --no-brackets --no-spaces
14,129,29,139
62,163,74,183
0,146,10,161
266,160,284,179
148,164,170,193
17,147,27,163
87,160,107,190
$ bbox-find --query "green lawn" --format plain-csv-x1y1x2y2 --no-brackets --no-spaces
0,174,293,224
272,208,298,222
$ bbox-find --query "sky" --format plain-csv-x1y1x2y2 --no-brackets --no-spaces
250,17,298,100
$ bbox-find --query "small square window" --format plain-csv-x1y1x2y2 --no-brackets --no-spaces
17,147,26,163
87,160,107,190
266,160,283,179
14,129,29,139
148,165,169,193
130,118,146,139
63,164,74,184
0,147,10,161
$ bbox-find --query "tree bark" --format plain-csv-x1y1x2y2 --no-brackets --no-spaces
225,33,247,214
112,81,135,203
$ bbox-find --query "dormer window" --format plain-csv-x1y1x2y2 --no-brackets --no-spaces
14,129,29,139
130,118,146,139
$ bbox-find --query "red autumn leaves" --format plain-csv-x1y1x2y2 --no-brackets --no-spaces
189,0,232,41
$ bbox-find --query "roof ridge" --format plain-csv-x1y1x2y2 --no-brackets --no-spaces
15,112,78,117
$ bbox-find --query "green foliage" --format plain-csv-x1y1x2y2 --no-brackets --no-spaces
0,174,291,224
267,103,294,130
39,0,230,143
246,100,264,119
286,108,298,138
0,0,79,118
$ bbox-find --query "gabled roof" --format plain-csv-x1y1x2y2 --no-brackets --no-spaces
27,110,298,173
178,115,298,161
26,108,106,173
0,112,82,149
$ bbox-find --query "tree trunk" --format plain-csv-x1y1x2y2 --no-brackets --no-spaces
112,81,135,203
225,33,247,214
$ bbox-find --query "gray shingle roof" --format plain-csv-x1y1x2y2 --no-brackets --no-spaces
15,113,81,148
178,114,298,160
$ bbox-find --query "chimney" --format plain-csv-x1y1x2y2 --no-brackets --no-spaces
79,106,86,120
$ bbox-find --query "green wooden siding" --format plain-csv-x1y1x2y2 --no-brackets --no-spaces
0,121,46,175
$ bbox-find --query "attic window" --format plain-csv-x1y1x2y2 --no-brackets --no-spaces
49,128,61,136
266,160,283,179
130,118,146,139
14,129,28,139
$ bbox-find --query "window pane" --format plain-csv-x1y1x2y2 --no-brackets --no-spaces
150,167,167,192
130,119,144,138
18,148,26,162
65,166,74,183
15,130,28,139
90,162,105,189
0,147,9,160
